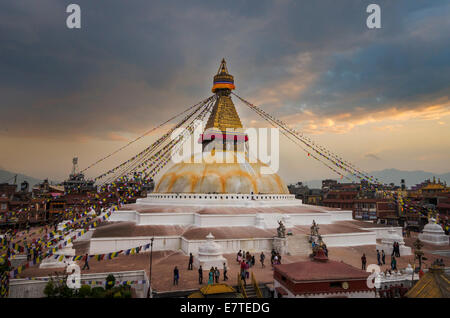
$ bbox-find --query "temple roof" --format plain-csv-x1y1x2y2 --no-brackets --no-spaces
405,266,450,298
274,259,370,282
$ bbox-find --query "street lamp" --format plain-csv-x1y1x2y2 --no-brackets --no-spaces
147,237,154,298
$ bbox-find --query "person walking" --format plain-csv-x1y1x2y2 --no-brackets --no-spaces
260,252,265,268
377,250,382,266
391,256,397,271
245,261,250,279
273,255,278,266
240,266,247,286
208,267,214,285
237,250,242,263
173,266,179,285
188,253,193,270
82,254,90,270
223,263,228,281
361,253,367,270
396,242,401,257
214,267,220,284
198,265,203,284
381,250,386,265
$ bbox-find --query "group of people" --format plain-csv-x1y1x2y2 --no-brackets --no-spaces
376,249,386,266
197,264,228,285
391,242,401,257
361,248,399,271
270,249,282,266
182,254,229,286
236,250,257,267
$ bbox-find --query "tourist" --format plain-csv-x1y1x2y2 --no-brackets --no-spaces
188,253,193,270
391,256,397,271
82,254,90,270
223,263,228,281
382,250,386,265
260,252,265,268
208,267,214,285
245,261,250,279
240,260,246,276
214,267,220,283
173,266,179,285
237,250,242,263
241,266,247,286
251,255,255,267
377,250,382,266
361,253,367,270
391,242,397,257
198,265,203,284
273,254,278,266
396,242,401,258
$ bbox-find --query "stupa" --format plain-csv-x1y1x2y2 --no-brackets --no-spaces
193,233,227,269
88,60,399,260
419,218,449,246
376,227,412,256
156,59,288,194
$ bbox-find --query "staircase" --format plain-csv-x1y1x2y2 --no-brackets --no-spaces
287,234,310,256
243,284,258,298
237,272,263,298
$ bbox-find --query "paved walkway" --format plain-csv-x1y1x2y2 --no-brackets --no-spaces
17,232,450,293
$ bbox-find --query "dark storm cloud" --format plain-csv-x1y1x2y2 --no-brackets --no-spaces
0,0,448,140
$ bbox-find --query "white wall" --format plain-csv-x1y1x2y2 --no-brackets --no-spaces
9,270,149,298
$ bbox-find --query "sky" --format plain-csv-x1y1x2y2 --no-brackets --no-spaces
0,0,449,184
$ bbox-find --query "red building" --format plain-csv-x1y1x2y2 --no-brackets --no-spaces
322,190,358,210
273,253,374,298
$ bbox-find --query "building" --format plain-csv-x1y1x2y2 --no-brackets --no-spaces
322,190,358,210
273,251,374,298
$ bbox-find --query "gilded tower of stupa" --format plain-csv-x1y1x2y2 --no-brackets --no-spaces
155,59,289,194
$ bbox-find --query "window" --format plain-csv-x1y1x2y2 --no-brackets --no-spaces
0,203,6,210
329,282,343,288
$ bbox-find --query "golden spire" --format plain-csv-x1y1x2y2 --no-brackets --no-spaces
206,60,242,132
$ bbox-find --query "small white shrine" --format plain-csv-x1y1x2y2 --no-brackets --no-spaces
193,233,227,269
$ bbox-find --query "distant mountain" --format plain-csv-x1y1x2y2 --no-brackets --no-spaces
299,169,450,189
0,169,50,188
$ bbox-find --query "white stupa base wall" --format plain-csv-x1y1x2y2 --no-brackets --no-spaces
110,210,354,228
418,222,449,246
376,244,412,256
193,255,227,270
40,244,75,269
89,230,377,255
418,233,449,246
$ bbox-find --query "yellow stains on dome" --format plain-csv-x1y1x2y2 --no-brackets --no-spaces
155,152,289,194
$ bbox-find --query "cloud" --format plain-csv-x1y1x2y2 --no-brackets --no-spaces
0,0,449,179
364,153,381,160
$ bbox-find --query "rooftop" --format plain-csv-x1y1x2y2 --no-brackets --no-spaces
274,259,369,282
